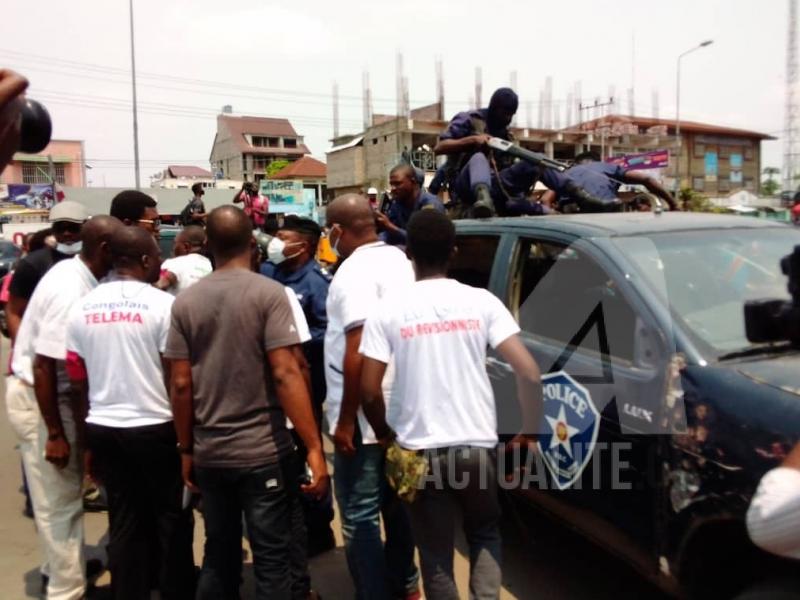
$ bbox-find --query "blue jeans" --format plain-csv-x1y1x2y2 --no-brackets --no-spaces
455,153,542,215
334,431,419,600
195,453,308,600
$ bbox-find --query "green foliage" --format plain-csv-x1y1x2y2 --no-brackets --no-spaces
266,159,290,178
761,166,780,196
679,187,712,212
762,179,780,196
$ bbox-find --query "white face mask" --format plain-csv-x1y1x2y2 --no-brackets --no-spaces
56,241,82,256
267,238,302,265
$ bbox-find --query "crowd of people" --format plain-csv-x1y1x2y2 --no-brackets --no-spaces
0,181,544,600
3,66,798,600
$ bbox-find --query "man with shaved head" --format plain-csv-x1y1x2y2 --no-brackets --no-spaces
8,214,121,599
156,225,212,295
376,163,444,246
324,193,420,599
166,205,329,598
66,226,195,598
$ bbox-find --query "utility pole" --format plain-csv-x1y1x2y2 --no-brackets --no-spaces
129,0,141,189
674,40,713,199
579,98,615,159
785,0,799,193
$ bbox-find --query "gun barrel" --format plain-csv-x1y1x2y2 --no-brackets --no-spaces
487,137,567,172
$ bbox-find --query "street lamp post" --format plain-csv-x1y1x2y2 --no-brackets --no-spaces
129,0,141,190
674,40,713,204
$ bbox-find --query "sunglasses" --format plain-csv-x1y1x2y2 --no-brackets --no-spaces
52,221,82,235
137,218,162,227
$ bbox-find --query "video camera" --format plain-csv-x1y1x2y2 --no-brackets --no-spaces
744,245,800,347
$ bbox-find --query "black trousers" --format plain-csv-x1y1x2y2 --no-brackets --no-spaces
194,453,308,600
87,421,195,600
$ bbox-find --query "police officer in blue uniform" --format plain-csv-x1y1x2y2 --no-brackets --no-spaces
377,163,445,246
539,151,678,211
260,215,336,555
434,87,543,218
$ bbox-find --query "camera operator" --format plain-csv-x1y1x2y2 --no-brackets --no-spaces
233,181,268,231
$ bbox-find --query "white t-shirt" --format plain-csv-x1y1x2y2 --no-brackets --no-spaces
161,253,212,295
324,242,414,444
12,256,98,396
66,279,175,428
284,286,311,431
359,278,520,450
746,466,800,559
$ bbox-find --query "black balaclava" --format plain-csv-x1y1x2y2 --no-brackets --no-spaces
487,87,519,131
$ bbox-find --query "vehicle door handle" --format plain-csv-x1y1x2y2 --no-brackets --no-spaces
486,357,513,373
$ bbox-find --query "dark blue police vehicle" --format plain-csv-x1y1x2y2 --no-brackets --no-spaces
449,213,800,598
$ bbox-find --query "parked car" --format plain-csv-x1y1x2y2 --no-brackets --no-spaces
0,240,22,277
157,225,181,259
450,213,800,598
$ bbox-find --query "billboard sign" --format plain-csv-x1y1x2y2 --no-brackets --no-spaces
0,184,56,210
260,179,316,219
607,149,670,171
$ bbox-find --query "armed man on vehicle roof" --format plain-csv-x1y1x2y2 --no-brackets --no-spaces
434,87,547,218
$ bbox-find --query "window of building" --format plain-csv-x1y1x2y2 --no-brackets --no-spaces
693,143,706,159
21,162,65,184
372,138,379,145
718,178,730,193
744,145,754,161
719,145,730,158
284,138,297,148
252,136,280,148
446,235,500,289
510,238,637,362
692,177,705,191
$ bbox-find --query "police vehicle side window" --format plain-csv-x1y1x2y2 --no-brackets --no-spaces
448,235,500,289
512,238,637,362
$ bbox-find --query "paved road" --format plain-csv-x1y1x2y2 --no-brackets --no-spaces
0,340,667,599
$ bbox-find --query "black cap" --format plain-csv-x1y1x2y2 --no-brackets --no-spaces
281,215,321,238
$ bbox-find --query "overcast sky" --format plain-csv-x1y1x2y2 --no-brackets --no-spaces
2,0,789,187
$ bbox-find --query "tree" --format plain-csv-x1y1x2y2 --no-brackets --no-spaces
266,159,290,178
679,187,712,212
762,166,781,196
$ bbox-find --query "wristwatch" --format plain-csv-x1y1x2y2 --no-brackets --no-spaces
176,442,193,455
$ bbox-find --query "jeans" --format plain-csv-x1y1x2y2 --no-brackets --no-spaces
87,421,195,600
195,453,308,600
5,376,85,600
455,153,542,215
333,430,418,600
406,447,502,600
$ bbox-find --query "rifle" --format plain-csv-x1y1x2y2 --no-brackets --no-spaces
487,137,568,172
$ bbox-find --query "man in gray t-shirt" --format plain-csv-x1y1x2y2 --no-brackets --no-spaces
166,206,329,599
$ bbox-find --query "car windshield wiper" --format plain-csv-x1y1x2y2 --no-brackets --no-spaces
718,343,798,361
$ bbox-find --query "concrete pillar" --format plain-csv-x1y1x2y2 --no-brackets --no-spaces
545,141,555,159
574,143,584,157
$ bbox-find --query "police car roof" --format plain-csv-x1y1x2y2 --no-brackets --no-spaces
454,212,789,238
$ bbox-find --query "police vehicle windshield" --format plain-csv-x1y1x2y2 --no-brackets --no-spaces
614,227,800,355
